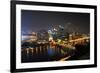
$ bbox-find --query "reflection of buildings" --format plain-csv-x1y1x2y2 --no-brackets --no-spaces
21,25,90,62
21,35,90,62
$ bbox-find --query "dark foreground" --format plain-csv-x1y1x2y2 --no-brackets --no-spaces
21,42,90,63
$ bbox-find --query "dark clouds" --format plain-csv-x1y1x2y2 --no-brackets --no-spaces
21,10,90,34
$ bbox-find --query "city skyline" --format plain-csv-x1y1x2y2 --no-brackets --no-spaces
21,10,90,62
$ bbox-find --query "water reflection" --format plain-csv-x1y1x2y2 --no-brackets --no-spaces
21,42,90,63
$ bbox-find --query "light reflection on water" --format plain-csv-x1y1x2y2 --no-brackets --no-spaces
21,42,90,63
21,46,75,63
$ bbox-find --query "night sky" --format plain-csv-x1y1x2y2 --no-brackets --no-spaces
21,10,90,34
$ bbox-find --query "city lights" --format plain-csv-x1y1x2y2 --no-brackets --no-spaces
21,10,90,63
21,24,90,62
